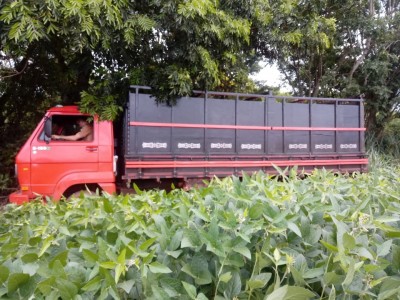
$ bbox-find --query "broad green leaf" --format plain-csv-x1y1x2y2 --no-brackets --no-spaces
7,273,30,294
343,233,356,250
103,198,113,213
274,248,281,262
82,249,99,264
49,250,69,268
118,279,135,294
165,250,182,258
196,293,209,300
38,236,53,257
287,222,302,237
181,229,202,248
21,253,38,263
169,230,183,251
320,240,338,252
233,246,252,259
151,285,171,299
56,278,78,300
149,262,172,274
324,272,344,285
392,245,400,270
291,267,306,286
377,240,392,258
100,261,117,269
0,266,9,284
266,285,315,300
115,264,124,283
247,272,272,289
357,247,374,260
139,237,157,251
224,272,241,299
249,203,264,219
219,272,232,283
378,278,400,300
37,277,56,295
82,276,102,292
182,281,197,300
342,260,355,286
303,268,324,279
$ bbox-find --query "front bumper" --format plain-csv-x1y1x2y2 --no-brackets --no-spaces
9,190,30,205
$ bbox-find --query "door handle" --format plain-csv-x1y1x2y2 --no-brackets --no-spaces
86,146,98,152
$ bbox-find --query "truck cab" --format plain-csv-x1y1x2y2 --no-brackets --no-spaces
9,106,116,204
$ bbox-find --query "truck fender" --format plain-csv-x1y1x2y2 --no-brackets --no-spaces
53,171,116,200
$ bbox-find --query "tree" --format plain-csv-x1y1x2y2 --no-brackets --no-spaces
0,0,258,187
255,0,400,136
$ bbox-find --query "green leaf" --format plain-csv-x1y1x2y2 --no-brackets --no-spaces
324,272,344,285
49,250,69,268
56,278,78,300
83,249,99,264
196,293,209,300
219,272,232,283
342,260,355,286
233,246,252,259
249,203,264,219
378,278,400,300
266,285,314,300
224,271,241,299
0,266,9,284
139,237,157,251
343,233,356,250
37,277,56,295
287,222,302,237
7,273,30,294
82,276,102,292
100,261,117,269
103,198,114,213
320,240,338,252
21,253,38,263
291,267,306,286
181,229,202,248
118,279,135,294
392,245,400,270
303,268,324,279
377,240,392,258
149,262,172,274
247,272,272,289
38,236,53,257
182,281,197,300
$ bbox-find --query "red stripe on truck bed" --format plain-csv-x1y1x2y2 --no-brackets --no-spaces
130,121,366,131
125,158,368,169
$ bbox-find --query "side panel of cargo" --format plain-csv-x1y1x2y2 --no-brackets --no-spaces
123,87,367,180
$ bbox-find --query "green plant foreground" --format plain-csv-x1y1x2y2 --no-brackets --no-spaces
2,167,400,300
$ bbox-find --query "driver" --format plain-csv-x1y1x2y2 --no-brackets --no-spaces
51,118,93,141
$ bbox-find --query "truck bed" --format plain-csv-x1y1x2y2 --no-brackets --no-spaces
123,86,367,180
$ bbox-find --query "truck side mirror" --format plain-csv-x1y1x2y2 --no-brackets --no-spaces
44,117,52,139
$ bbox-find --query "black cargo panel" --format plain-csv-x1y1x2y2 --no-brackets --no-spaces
236,100,265,155
172,97,205,155
311,103,335,153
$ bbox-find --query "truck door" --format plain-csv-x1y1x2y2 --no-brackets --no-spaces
30,114,99,196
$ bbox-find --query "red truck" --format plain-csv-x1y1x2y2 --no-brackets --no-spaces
9,86,368,204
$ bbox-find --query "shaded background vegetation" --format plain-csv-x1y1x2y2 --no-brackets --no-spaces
1,0,400,194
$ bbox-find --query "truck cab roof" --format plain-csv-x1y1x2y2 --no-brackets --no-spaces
47,105,83,114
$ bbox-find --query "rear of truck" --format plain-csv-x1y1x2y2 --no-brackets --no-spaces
122,86,367,184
